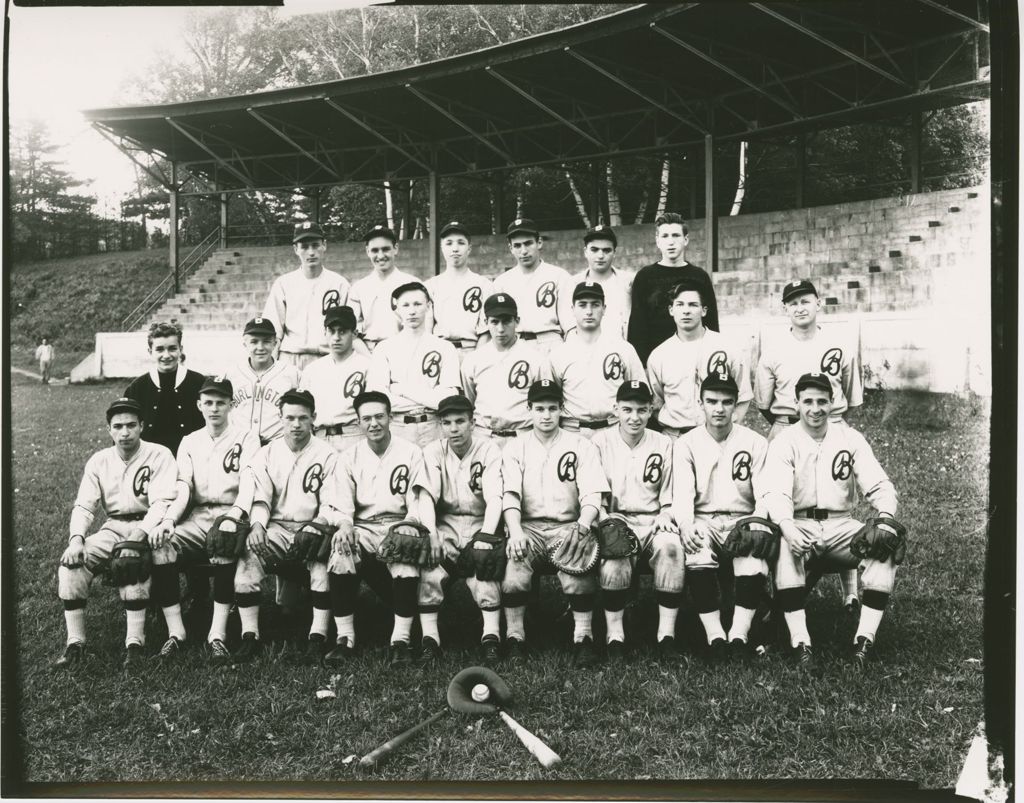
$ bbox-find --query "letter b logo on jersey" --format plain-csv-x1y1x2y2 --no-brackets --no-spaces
302,464,324,494
390,465,410,495
557,452,578,482
643,453,664,485
831,450,854,480
132,466,151,498
322,289,341,313
422,351,442,380
821,348,843,377
508,360,531,390
463,286,482,313
469,461,484,493
707,350,729,376
732,451,752,482
223,443,242,473
603,353,624,381
536,281,556,309
343,371,365,399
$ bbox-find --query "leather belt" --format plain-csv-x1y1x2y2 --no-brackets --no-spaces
777,415,800,424
317,424,348,436
448,339,477,349
518,332,538,340
109,513,146,522
400,413,433,424
794,508,832,520
579,419,613,430
482,426,521,438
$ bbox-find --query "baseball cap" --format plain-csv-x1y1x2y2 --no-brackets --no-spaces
484,293,518,318
437,394,474,417
439,220,471,240
106,396,143,422
506,218,540,239
324,305,357,330
199,375,234,398
700,370,739,396
278,388,316,413
795,372,833,398
292,221,325,243
391,281,431,306
527,379,563,404
583,224,617,248
364,224,397,245
243,317,277,338
353,390,391,414
616,380,653,403
782,279,818,304
572,281,605,303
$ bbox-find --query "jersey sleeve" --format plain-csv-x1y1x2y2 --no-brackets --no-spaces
175,439,195,488
261,278,287,337
671,440,697,527
316,451,343,527
366,345,392,394
851,431,897,516
331,456,356,525
69,454,104,536
622,342,645,382
647,351,666,412
762,437,797,522
460,352,478,404
576,438,610,512
421,442,444,504
481,440,504,509
749,433,770,518
405,446,430,514
658,441,675,510
438,341,462,396
753,329,776,411
248,448,274,511
500,440,525,511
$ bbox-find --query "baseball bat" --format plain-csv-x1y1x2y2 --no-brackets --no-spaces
498,709,562,768
358,708,447,768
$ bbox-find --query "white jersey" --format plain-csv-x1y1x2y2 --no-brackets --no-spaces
673,424,768,526
175,422,261,507
70,442,177,535
763,423,897,521
299,352,371,428
592,427,673,516
334,436,428,523
491,260,572,336
549,331,645,422
501,430,608,523
755,323,863,417
262,268,351,354
425,270,491,342
461,338,552,430
347,267,418,343
559,267,634,339
647,328,753,429
225,359,302,444
249,436,340,524
367,331,461,414
422,437,503,518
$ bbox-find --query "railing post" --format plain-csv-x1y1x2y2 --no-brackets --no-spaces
704,133,718,273
220,193,228,249
428,170,439,276
170,162,180,293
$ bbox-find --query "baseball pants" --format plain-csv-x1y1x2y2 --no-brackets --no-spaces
277,351,323,371
559,419,614,441
519,331,563,354
502,519,598,596
326,517,419,580
235,521,328,594
318,430,362,454
390,414,442,448
774,516,897,594
685,512,769,578
599,512,685,593
418,513,501,609
151,505,234,566
57,520,151,603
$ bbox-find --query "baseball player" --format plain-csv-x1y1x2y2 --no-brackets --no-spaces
628,213,719,365
763,373,900,665
755,278,864,610
591,380,681,659
367,281,460,447
490,218,571,352
54,397,177,669
417,394,505,661
149,375,261,664
549,281,645,437
347,224,418,350
233,388,342,664
426,220,491,355
500,380,610,666
461,293,552,444
300,305,370,454
647,282,752,438
225,317,302,446
262,221,352,370
35,336,54,384
559,225,633,339
328,390,437,666
673,372,771,661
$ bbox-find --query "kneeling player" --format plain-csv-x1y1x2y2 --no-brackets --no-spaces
592,380,681,659
55,398,176,669
674,372,771,662
764,373,903,665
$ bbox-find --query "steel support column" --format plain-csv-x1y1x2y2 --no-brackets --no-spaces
428,171,440,275
403,181,413,240
795,133,807,208
591,161,602,226
704,135,717,273
219,193,228,248
313,188,322,225
170,162,180,292
909,110,923,193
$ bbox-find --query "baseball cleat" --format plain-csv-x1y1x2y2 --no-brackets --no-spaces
419,636,442,663
208,639,231,666
572,636,600,669
123,642,146,671
845,596,862,615
479,635,500,664
606,640,627,662
656,636,679,661
793,643,814,665
233,632,261,664
324,637,355,668
387,640,412,666
708,638,729,665
728,638,751,663
54,641,86,669
504,637,527,662
852,636,874,666
158,636,184,661
300,633,327,666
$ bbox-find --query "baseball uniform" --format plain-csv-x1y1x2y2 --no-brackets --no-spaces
425,270,491,350
491,261,572,349
299,352,370,453
559,268,634,340
347,268,418,348
262,268,351,368
225,359,302,445
461,339,552,440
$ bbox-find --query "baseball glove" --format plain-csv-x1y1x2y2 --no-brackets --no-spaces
205,512,250,560
547,523,600,576
456,531,508,582
110,540,152,586
596,515,639,560
378,519,432,566
287,520,334,563
723,516,782,561
447,665,514,716
850,516,908,564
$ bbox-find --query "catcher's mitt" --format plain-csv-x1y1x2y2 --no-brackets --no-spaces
287,520,334,563
378,519,432,566
110,540,152,586
547,523,600,576
456,531,508,582
447,665,514,716
723,516,782,561
205,512,250,560
850,516,907,564
596,514,639,560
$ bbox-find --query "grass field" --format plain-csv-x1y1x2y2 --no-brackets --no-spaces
8,374,989,790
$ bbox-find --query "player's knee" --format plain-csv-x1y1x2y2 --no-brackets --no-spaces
417,566,447,607
501,563,532,595
57,566,90,600
558,571,597,596
151,545,177,566
600,557,632,591
118,579,151,603
468,579,501,610
733,556,766,577
387,562,419,580
652,532,681,563
862,561,897,594
327,552,358,576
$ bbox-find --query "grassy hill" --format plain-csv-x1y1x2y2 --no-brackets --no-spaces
9,250,170,379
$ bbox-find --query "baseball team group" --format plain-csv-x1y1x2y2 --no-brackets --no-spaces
53,213,907,672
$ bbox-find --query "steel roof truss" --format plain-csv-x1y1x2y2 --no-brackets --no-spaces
922,33,972,89
404,84,513,165
323,98,433,173
165,118,254,187
92,124,173,189
247,109,341,181
916,0,990,33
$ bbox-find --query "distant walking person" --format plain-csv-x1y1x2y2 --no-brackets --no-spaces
36,336,55,384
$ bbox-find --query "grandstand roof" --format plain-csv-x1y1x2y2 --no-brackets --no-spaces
85,2,990,194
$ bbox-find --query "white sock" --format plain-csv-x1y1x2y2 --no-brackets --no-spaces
419,612,440,645
125,608,146,646
162,604,186,642
604,609,625,644
783,610,811,648
239,605,260,639
728,607,756,642
855,604,885,644
572,611,593,642
657,605,678,641
64,608,86,645
310,606,330,638
481,608,501,640
334,615,355,646
207,602,231,644
505,606,526,641
698,611,727,644
391,615,413,644
841,569,860,603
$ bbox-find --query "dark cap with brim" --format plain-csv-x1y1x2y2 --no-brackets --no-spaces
437,394,474,417
782,279,818,303
439,221,471,240
795,372,833,398
391,281,431,305
527,379,562,404
616,380,653,403
199,375,234,398
364,224,398,244
572,281,605,303
484,293,518,318
700,371,739,396
506,217,540,239
324,305,357,330
106,397,143,421
278,388,316,413
243,317,277,337
583,224,617,247
292,221,325,243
